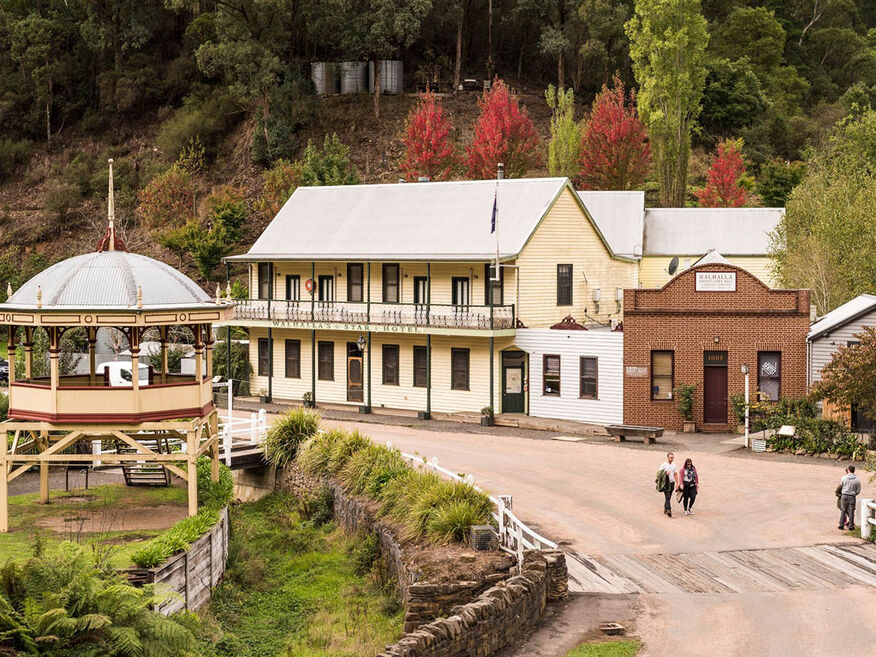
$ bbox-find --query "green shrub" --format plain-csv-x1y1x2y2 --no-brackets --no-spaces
407,479,493,541
339,444,408,497
130,508,220,567
675,383,695,421
299,481,334,526
263,408,321,468
43,181,81,219
196,456,234,510
156,92,236,161
350,533,381,577
378,469,442,520
427,498,493,544
327,430,372,475
0,139,31,181
0,543,195,655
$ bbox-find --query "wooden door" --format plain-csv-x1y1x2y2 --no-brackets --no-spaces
502,351,525,413
703,366,728,424
346,342,363,402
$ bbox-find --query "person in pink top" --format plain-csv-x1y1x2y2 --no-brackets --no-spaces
680,458,699,516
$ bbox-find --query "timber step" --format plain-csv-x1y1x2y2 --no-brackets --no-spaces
118,438,172,487
566,543,876,595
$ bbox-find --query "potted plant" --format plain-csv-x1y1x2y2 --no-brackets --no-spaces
480,406,495,426
258,388,271,404
302,391,314,408
675,384,696,432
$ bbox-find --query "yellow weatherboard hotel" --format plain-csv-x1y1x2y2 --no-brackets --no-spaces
225,177,638,417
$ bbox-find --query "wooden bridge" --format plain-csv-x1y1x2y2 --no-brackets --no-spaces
566,542,876,594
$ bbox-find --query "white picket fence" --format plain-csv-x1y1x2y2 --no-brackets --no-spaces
862,499,876,541
392,443,557,564
219,409,268,466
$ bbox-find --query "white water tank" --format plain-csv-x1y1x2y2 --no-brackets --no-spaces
340,62,368,94
311,62,338,95
368,60,403,94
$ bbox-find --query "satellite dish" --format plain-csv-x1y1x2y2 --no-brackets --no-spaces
667,256,679,276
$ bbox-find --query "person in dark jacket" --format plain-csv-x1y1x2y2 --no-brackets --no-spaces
681,458,699,515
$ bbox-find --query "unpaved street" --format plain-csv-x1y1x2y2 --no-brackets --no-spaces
317,417,876,657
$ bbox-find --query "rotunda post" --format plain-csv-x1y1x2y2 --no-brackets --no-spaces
23,327,33,380
87,327,97,386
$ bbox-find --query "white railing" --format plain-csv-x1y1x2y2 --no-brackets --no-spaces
392,444,557,564
219,409,268,466
862,498,876,541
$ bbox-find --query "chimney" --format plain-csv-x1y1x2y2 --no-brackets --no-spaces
497,163,504,180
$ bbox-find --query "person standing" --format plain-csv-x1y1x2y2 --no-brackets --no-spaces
681,458,699,516
839,465,862,531
657,452,679,517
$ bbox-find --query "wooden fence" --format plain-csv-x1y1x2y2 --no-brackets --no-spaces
124,507,229,615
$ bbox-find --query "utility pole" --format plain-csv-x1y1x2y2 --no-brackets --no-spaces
487,0,494,81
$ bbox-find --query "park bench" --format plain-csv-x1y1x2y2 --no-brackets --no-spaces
605,424,664,444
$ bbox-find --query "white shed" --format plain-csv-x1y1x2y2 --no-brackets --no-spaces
514,327,623,425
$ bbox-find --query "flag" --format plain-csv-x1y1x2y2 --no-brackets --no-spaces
490,192,497,233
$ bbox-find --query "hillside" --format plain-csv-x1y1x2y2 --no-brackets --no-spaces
0,90,557,287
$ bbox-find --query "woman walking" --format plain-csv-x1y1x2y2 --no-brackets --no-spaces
681,458,699,516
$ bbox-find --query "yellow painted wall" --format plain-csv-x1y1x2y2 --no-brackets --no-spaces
515,187,638,327
249,327,514,414
639,256,779,289
249,261,515,307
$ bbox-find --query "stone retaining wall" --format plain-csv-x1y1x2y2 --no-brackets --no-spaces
278,465,568,654
378,550,555,657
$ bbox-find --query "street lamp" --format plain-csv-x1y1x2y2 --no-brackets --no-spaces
740,364,750,448
356,334,367,352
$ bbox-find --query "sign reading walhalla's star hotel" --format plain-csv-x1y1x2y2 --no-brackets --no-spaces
695,271,737,292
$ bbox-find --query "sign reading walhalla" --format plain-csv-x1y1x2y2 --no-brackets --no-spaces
695,271,736,292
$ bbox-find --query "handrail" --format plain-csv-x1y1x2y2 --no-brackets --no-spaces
394,445,558,562
233,298,516,330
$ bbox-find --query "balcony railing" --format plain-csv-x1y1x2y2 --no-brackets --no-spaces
233,299,516,330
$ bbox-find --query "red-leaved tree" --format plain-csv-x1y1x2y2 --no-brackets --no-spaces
696,138,747,207
578,75,651,190
465,79,541,179
401,91,456,180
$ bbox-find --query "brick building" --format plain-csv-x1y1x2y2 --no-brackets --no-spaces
622,259,810,432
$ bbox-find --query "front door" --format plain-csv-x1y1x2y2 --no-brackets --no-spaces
502,351,526,413
347,342,363,402
703,352,728,424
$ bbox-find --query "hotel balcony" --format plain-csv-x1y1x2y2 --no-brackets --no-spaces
230,299,517,334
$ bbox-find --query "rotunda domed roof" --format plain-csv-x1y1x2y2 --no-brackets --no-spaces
5,250,211,310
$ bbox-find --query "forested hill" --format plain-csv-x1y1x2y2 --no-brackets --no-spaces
0,1,874,291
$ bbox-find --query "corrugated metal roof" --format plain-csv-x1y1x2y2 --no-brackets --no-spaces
808,294,876,341
643,207,784,256
228,178,592,262
4,251,211,309
577,191,644,259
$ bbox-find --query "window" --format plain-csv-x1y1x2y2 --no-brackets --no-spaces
318,275,334,302
452,277,470,306
284,340,300,378
347,263,364,302
383,264,399,303
758,352,781,402
557,264,573,306
651,351,674,400
318,341,334,380
285,275,300,301
382,344,399,385
579,357,598,399
451,348,469,390
484,264,504,305
258,338,271,376
413,346,428,387
258,263,271,300
413,276,427,304
543,354,561,396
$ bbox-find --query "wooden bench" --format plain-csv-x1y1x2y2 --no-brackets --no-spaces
605,425,664,444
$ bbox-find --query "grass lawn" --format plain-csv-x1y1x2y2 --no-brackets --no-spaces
565,640,642,657
2,483,187,568
196,493,404,657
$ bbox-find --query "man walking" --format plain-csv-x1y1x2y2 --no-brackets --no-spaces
657,452,679,517
839,465,862,531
